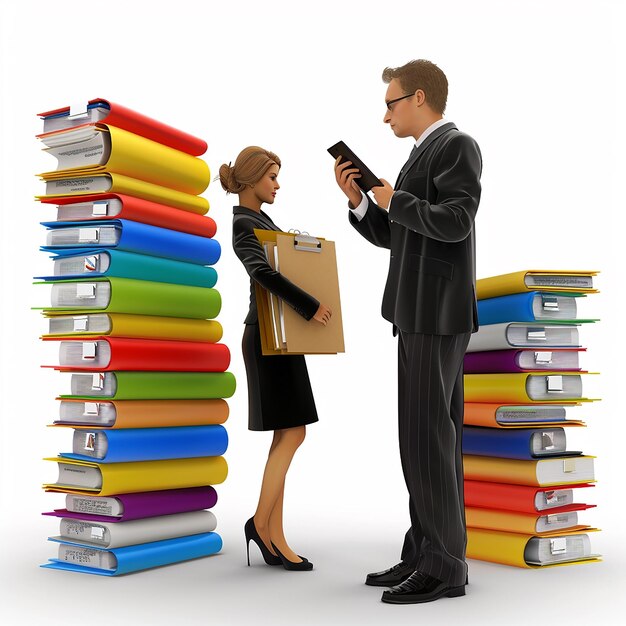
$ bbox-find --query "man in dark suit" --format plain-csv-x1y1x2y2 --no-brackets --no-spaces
334,59,482,604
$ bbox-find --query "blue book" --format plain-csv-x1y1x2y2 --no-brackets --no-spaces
462,426,582,460
35,248,217,288
477,291,596,326
41,219,221,265
42,532,222,576
61,425,228,463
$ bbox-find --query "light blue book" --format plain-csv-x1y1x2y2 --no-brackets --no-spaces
36,248,217,288
42,532,222,576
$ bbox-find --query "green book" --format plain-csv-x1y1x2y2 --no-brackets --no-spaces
62,371,236,400
35,276,221,320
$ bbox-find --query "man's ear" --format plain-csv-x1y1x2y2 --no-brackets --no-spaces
414,89,426,107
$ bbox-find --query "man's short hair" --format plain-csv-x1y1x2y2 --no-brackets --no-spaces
382,60,448,114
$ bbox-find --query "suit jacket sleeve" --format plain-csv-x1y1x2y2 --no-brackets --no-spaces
232,217,320,320
347,199,392,249
389,133,482,243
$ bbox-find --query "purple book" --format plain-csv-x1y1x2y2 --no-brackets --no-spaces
464,348,583,374
43,486,217,522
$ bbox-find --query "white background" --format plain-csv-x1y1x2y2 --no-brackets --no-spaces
1,0,625,623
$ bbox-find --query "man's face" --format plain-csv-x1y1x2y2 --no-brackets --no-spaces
383,78,417,138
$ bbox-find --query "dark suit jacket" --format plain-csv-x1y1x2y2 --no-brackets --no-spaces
232,205,320,324
349,122,482,335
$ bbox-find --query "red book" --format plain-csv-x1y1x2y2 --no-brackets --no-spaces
464,480,595,514
39,194,216,238
43,337,230,372
38,98,207,156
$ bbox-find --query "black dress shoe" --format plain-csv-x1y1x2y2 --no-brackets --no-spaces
365,561,414,587
381,571,465,604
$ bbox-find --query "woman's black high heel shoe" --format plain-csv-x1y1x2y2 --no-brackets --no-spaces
271,541,314,571
244,517,281,566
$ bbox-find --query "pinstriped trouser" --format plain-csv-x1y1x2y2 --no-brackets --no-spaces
397,331,471,586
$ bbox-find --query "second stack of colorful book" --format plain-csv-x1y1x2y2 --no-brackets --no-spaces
462,270,600,569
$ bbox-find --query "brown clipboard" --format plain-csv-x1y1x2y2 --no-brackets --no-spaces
253,229,345,355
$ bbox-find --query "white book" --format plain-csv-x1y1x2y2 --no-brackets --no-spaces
53,510,217,548
467,323,580,352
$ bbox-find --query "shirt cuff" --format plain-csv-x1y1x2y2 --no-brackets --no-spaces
349,192,369,221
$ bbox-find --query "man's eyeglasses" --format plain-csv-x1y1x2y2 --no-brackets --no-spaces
386,93,414,112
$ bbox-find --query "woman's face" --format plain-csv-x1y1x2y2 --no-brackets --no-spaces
253,164,280,205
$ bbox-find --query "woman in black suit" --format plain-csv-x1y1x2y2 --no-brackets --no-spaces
220,146,331,571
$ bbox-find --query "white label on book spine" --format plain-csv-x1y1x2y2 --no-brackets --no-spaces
92,202,109,216
76,283,96,299
68,102,89,119
542,296,559,311
79,228,99,243
550,538,567,554
547,375,563,392
90,526,105,540
535,351,553,364
547,514,569,525
563,458,577,473
528,328,546,340
73,316,89,331
91,373,104,390
84,432,96,451
83,402,100,416
541,432,556,450
82,342,97,360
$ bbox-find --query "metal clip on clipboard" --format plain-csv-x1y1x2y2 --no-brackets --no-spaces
289,229,322,253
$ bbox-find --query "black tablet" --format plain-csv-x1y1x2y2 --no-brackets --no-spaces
327,141,383,192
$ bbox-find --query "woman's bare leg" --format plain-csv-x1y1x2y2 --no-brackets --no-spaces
254,426,306,562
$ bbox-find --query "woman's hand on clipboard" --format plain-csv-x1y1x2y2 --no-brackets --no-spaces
313,303,333,326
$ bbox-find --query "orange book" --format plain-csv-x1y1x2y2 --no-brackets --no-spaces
50,398,229,429
463,402,585,428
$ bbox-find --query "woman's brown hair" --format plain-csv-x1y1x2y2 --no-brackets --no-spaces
219,146,281,194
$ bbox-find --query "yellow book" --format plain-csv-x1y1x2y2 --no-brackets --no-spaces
467,527,600,568
42,313,223,343
464,372,596,403
43,456,228,496
39,125,210,195
465,507,591,535
463,454,596,486
36,171,209,215
476,269,598,300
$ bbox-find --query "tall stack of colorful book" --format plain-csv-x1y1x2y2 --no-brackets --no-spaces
35,98,236,575
463,270,600,568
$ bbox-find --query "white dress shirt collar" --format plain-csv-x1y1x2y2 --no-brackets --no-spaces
414,118,450,152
